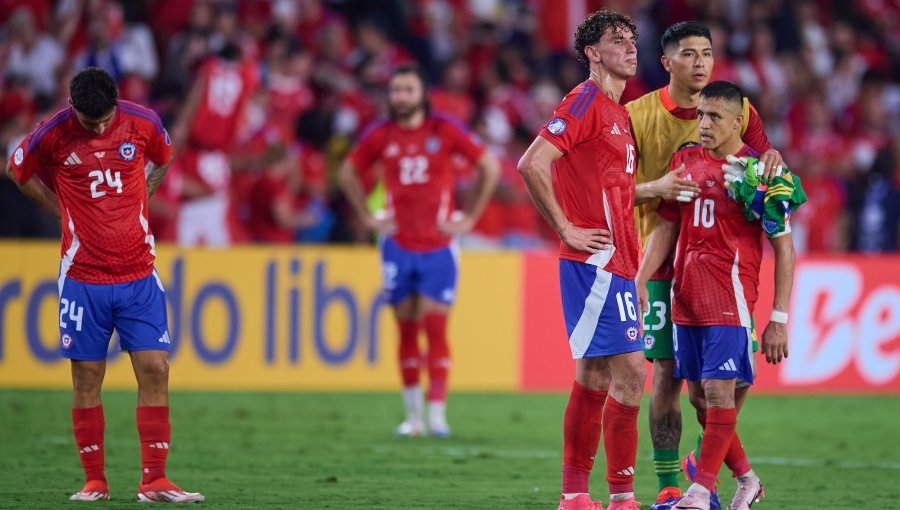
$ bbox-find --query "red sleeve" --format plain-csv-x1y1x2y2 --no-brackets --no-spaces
348,123,385,175
8,127,47,184
657,153,683,223
146,125,173,166
445,120,486,163
741,102,773,155
538,83,597,155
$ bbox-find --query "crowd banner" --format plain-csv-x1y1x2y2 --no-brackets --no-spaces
0,243,520,391
0,243,897,393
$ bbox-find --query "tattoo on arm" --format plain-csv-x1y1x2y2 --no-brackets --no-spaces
146,160,171,198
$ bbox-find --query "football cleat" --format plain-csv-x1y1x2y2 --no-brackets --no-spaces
137,478,204,503
607,497,642,509
673,490,709,510
428,402,451,437
557,494,605,510
394,420,424,437
70,480,110,501
649,486,682,510
727,476,764,510
682,452,721,510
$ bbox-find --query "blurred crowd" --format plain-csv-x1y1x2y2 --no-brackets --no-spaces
1,0,899,253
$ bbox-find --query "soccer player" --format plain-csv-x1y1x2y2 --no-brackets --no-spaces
517,11,696,510
338,64,500,437
625,22,783,509
636,81,794,510
5,68,203,503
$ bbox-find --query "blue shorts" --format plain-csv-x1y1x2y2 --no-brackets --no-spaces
673,324,754,384
380,237,458,306
559,260,643,359
58,270,171,361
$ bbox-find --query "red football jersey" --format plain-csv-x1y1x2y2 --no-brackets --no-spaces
348,114,486,252
188,58,259,151
9,101,173,284
539,80,640,279
658,144,763,327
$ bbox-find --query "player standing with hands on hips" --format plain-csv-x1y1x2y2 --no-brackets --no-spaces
339,64,500,437
636,81,797,510
5,68,203,503
518,10,697,510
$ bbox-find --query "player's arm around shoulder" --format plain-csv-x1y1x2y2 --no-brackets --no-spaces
634,147,700,205
517,136,611,253
761,231,796,365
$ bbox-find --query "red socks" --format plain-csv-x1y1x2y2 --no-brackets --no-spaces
72,406,106,483
724,431,752,478
699,410,751,478
423,314,450,402
398,320,421,387
603,396,640,495
562,381,607,494
695,407,737,491
137,406,170,484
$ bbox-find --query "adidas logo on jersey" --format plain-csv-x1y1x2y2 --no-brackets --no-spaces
64,152,82,166
149,442,169,449
610,123,623,136
718,359,737,371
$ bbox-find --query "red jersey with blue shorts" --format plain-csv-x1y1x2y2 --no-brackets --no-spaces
9,101,173,360
538,80,642,359
657,144,762,382
349,114,485,305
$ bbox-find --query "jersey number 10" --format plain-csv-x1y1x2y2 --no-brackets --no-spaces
692,198,715,228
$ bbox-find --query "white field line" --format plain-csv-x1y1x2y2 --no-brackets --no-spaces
400,446,900,471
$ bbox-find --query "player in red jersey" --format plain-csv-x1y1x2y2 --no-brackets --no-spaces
637,81,794,510
338,64,500,437
171,42,259,246
517,11,698,510
5,68,203,503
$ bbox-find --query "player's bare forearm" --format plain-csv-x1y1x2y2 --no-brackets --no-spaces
146,159,171,198
6,162,61,218
517,138,570,236
769,231,795,313
463,152,501,222
636,218,678,286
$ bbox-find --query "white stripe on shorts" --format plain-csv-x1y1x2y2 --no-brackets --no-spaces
569,266,613,359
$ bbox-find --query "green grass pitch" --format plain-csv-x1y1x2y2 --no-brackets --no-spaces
1,390,897,509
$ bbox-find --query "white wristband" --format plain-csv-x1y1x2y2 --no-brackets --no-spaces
770,310,789,324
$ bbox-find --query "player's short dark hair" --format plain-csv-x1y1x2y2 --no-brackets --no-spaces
661,21,712,54
700,80,744,107
390,63,429,90
573,10,638,69
70,67,118,118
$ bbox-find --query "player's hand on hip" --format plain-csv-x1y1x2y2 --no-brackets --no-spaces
758,149,785,183
660,164,700,203
560,224,611,254
365,215,397,236
761,321,789,365
439,213,475,237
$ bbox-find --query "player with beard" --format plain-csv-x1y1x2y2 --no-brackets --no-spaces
338,64,500,437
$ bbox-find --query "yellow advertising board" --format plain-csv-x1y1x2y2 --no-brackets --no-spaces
0,243,520,391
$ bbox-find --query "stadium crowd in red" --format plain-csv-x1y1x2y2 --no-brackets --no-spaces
1,0,899,252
